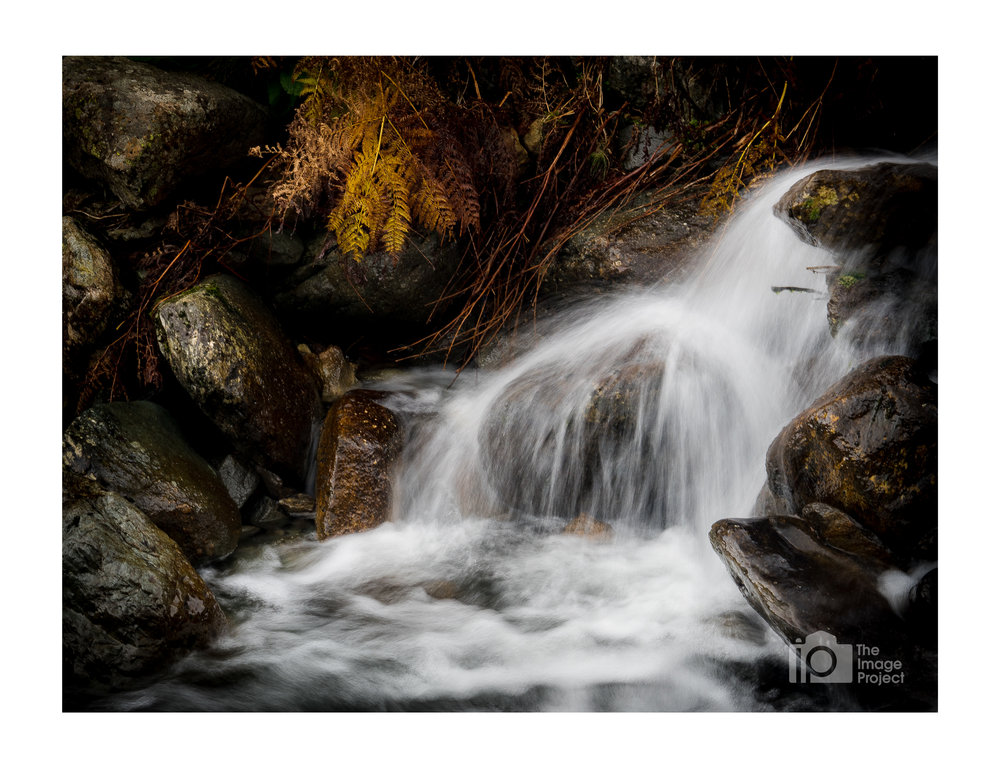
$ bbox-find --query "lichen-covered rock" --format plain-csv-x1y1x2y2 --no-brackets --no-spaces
315,391,403,539
765,355,937,559
773,162,937,259
271,231,463,343
62,217,128,381
63,473,226,703
63,56,267,210
775,162,938,360
63,401,241,561
154,273,322,484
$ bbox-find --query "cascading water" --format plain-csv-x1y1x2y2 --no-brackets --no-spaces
104,155,933,711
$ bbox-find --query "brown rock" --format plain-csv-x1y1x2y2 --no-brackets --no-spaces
563,513,613,540
765,355,937,559
315,391,403,539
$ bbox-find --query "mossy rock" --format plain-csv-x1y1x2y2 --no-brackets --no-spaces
62,56,267,210
764,355,937,560
774,162,937,261
154,273,322,485
63,400,242,561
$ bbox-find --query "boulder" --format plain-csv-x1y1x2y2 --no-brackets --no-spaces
63,400,241,561
539,191,711,297
154,273,322,485
773,162,937,260
480,358,665,518
62,217,129,383
709,513,897,648
774,162,937,357
297,344,357,403
63,473,226,702
271,230,464,343
764,355,937,559
63,56,268,210
315,391,403,539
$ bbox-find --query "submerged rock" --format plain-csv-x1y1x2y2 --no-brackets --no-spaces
764,355,937,559
315,390,403,539
63,473,226,702
63,56,267,210
154,273,322,485
63,400,241,561
481,356,667,519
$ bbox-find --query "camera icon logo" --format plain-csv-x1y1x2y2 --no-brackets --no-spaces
789,630,854,683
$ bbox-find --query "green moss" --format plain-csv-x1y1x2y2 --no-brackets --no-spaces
837,271,865,289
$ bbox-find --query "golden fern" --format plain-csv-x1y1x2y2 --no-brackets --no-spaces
267,58,482,262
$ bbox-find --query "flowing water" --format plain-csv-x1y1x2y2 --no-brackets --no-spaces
104,155,933,711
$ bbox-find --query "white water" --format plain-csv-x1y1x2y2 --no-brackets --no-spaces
107,156,931,711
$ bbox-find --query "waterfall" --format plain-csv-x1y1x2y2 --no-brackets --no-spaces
104,155,933,712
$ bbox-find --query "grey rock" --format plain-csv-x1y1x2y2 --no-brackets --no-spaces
63,473,226,699
63,401,241,562
154,273,322,485
63,56,267,209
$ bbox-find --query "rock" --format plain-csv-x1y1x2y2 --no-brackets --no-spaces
247,496,287,529
217,454,259,509
271,230,464,344
63,473,226,701
773,162,937,260
605,56,665,111
775,163,937,358
63,56,267,210
539,191,712,297
709,514,898,648
154,273,322,485
315,391,403,539
765,355,937,560
63,401,242,561
278,493,316,518
563,513,613,540
298,344,357,403
481,358,666,518
62,217,129,383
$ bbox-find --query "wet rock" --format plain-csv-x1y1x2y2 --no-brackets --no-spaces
63,473,226,701
315,390,403,539
271,230,463,344
764,355,937,560
481,357,665,518
63,401,241,561
154,273,322,485
247,495,287,529
63,56,267,210
563,513,613,540
278,493,316,518
217,454,259,509
709,515,898,648
775,162,937,357
774,162,937,260
298,344,357,403
62,217,129,385
540,191,711,296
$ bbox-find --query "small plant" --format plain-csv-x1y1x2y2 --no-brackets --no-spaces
838,271,865,289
